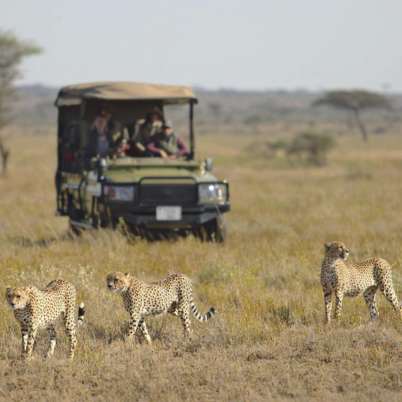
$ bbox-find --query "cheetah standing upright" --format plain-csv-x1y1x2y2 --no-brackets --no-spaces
321,241,402,323
106,272,215,343
6,279,85,360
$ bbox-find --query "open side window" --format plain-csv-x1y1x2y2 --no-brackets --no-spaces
61,121,82,173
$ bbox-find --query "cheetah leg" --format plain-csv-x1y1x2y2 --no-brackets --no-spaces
168,302,179,317
323,290,332,324
25,324,38,360
20,324,28,354
139,318,152,344
127,311,141,341
334,291,344,320
46,325,57,358
65,326,77,360
64,311,77,360
379,282,402,319
363,287,378,320
179,307,192,338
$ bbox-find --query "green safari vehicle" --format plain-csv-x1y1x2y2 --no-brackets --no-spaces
54,82,230,241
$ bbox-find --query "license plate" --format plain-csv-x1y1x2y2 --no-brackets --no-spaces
156,206,182,221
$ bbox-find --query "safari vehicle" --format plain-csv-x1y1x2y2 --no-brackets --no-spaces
54,82,230,241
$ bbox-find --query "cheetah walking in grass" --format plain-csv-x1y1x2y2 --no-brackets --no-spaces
321,241,402,323
6,279,85,360
106,272,215,343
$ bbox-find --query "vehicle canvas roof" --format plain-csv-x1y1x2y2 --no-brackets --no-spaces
55,81,197,107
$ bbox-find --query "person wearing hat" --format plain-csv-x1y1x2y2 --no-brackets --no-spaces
131,108,164,155
147,121,189,159
86,107,113,159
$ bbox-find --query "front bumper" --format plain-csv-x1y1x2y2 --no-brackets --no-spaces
107,203,230,228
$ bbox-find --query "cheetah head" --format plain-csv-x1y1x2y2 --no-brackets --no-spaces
106,272,131,293
324,241,350,260
6,287,31,310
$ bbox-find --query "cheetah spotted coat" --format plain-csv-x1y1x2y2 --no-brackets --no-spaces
106,272,215,343
6,279,85,359
321,241,402,323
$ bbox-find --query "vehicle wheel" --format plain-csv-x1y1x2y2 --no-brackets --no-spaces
69,221,82,236
202,216,227,243
98,204,115,229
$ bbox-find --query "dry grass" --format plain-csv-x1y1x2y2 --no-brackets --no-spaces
0,130,401,401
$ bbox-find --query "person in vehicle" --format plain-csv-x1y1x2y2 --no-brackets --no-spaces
130,108,163,155
62,122,80,169
113,132,130,158
147,121,189,159
87,108,113,158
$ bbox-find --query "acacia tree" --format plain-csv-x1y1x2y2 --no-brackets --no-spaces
313,90,391,142
0,30,41,174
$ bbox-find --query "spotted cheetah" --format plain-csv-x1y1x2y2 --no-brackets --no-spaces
321,241,402,323
106,272,215,343
6,279,85,359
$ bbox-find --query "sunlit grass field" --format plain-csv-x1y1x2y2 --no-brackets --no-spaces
0,130,401,401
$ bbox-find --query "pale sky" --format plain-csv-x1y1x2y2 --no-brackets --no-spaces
1,0,402,91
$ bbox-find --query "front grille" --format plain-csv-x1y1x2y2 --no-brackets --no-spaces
139,184,197,206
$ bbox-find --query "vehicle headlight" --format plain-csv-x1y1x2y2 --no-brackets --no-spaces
198,183,227,204
103,185,135,202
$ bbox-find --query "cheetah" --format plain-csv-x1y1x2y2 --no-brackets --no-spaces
6,279,85,360
321,241,402,323
106,272,215,343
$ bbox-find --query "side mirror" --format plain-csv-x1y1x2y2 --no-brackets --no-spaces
204,158,213,172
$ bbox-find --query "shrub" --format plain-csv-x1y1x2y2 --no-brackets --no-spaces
286,131,336,166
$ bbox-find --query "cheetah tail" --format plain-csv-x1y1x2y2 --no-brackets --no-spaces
190,302,216,322
77,302,85,326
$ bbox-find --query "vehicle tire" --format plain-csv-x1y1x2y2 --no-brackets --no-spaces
202,216,227,243
69,221,82,236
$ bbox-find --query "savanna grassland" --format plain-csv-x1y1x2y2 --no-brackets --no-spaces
0,129,401,401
